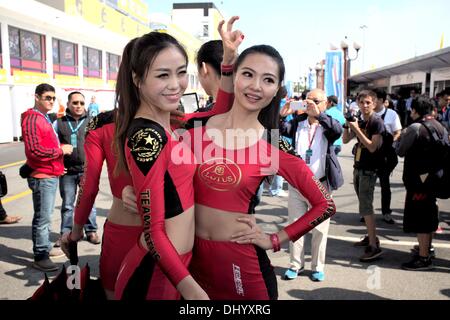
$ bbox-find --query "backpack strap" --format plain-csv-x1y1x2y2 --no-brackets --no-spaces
421,120,443,142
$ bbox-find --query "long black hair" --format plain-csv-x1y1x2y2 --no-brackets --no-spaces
114,32,188,174
234,45,285,130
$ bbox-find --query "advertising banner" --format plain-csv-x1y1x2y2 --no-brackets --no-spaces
324,51,344,112
307,69,316,90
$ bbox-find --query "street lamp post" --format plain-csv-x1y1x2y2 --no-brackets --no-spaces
315,60,325,90
359,25,368,71
341,37,361,104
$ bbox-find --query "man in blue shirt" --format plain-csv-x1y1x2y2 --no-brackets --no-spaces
325,95,345,155
88,95,100,118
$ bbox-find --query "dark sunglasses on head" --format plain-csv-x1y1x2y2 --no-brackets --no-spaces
72,101,85,106
41,95,56,102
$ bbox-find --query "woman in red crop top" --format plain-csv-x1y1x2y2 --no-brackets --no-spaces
60,110,142,300
60,21,236,300
184,45,336,300
112,18,243,300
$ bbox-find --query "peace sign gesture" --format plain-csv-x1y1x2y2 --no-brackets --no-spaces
218,16,244,65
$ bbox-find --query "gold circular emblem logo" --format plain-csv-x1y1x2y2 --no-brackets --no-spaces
198,158,242,191
131,128,162,163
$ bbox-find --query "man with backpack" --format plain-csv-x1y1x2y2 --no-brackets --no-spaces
396,96,449,270
373,89,402,224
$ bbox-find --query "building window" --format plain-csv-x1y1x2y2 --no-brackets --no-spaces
106,52,120,80
8,26,46,72
433,80,450,96
53,39,78,75
83,46,102,78
202,25,209,37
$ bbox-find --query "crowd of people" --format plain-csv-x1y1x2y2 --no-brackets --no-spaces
0,16,449,300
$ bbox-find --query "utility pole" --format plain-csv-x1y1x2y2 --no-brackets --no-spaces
341,36,361,104
360,25,368,71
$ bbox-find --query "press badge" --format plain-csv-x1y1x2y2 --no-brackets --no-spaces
70,133,77,148
305,149,313,164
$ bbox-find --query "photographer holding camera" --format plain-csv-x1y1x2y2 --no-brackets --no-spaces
343,90,384,262
280,89,343,281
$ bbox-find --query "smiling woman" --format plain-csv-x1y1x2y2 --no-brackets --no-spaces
112,31,201,301
112,17,243,300
185,43,336,300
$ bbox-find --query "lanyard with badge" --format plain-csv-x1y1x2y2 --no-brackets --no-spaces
66,116,85,148
34,108,60,146
305,123,318,165
34,108,53,125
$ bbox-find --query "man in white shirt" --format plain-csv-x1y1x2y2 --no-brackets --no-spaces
280,89,342,281
374,89,402,224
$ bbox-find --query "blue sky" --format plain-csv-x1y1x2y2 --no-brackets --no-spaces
146,0,449,82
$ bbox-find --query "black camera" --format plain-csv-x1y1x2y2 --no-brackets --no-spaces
344,111,357,122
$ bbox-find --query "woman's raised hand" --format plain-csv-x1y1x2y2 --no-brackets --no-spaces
218,16,244,65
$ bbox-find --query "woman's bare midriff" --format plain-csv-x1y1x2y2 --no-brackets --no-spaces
107,197,142,226
195,204,253,241
139,205,195,255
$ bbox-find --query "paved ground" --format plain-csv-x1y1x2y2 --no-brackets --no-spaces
0,142,449,300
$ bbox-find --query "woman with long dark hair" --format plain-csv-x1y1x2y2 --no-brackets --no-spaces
113,18,242,300
184,44,336,299
60,109,142,300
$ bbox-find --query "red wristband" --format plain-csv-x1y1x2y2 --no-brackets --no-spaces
221,63,234,70
270,233,281,252
221,64,234,76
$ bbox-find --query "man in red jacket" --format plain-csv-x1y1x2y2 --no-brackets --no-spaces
21,83,73,272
